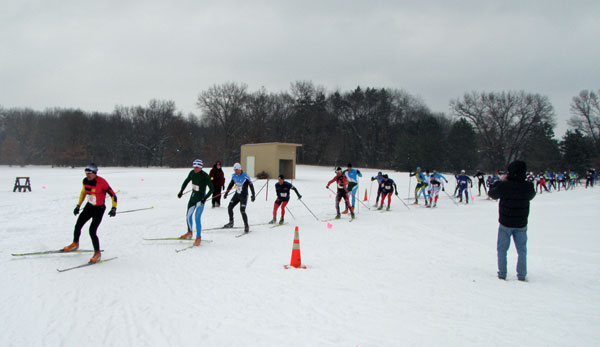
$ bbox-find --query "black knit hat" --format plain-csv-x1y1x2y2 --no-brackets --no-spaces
507,160,527,181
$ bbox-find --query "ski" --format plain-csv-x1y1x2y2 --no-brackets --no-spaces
56,257,118,272
12,249,100,257
270,223,288,228
204,223,270,232
235,230,251,238
143,237,212,242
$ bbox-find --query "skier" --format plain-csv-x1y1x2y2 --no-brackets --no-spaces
585,169,594,188
428,170,448,207
326,167,355,219
456,170,473,203
177,159,214,246
409,167,429,206
62,163,117,263
209,161,225,208
371,172,385,207
378,174,398,210
342,163,362,213
269,174,302,225
474,170,487,196
223,163,256,233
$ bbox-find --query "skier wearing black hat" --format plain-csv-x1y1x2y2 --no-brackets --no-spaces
269,174,302,225
209,161,225,207
62,163,117,263
378,175,397,211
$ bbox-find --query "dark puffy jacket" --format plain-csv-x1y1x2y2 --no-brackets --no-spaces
488,180,536,228
209,163,225,188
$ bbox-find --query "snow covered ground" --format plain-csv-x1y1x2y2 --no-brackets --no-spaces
1,165,599,347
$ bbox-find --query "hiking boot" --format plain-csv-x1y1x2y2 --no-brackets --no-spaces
244,224,249,233
223,221,234,228
268,218,276,224
179,231,192,239
62,242,79,252
335,214,341,219
89,251,101,263
377,205,383,210
279,217,284,225
193,238,201,246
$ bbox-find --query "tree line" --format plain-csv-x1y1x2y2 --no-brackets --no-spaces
1,82,599,174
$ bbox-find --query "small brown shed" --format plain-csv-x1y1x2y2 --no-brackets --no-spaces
240,143,302,179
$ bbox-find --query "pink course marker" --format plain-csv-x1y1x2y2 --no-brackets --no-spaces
327,222,333,229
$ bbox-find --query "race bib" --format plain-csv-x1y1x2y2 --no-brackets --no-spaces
236,185,242,194
337,183,344,189
88,194,97,205
192,184,199,191
280,192,288,197
385,185,391,190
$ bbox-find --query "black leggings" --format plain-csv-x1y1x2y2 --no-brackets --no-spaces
478,180,487,194
73,204,106,251
228,194,249,226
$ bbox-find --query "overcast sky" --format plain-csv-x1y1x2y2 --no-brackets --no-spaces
1,0,599,136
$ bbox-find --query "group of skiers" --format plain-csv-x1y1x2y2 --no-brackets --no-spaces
61,160,598,263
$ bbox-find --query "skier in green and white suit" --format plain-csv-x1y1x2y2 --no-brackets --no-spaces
177,159,214,245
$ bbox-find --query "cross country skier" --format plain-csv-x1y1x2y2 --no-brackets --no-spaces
269,174,302,225
62,163,117,263
456,170,473,204
177,159,214,246
209,160,225,208
409,167,429,206
371,171,385,207
326,167,355,219
342,163,362,213
378,174,398,210
474,170,487,196
223,163,255,233
428,170,448,207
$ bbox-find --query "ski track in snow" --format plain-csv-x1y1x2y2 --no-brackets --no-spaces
1,165,599,346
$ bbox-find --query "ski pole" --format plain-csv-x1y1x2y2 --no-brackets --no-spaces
182,189,191,196
298,198,320,221
369,180,373,205
443,190,460,207
394,194,411,210
117,206,154,214
285,206,296,220
255,180,268,197
407,173,412,201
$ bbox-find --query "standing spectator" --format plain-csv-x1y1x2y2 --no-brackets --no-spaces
488,160,536,281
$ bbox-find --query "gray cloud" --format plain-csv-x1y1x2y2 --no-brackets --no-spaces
2,0,599,136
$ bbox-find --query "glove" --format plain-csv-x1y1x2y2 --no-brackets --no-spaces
223,192,228,200
298,195,302,200
395,192,398,196
73,205,80,216
371,177,375,181
251,195,255,202
326,185,329,189
177,191,182,199
442,187,445,191
201,197,207,204
108,207,116,217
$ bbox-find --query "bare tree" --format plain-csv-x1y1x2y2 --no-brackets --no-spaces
568,89,600,151
451,91,555,168
197,82,248,163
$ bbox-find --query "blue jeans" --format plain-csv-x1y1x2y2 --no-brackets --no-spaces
497,224,527,279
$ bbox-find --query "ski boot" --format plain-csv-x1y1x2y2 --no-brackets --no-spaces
223,221,234,228
193,238,202,246
351,212,355,219
335,213,341,219
62,242,79,252
412,200,418,205
386,205,390,211
268,218,276,224
179,231,192,239
244,224,250,233
89,251,101,263
342,208,348,214
377,205,383,210
279,217,284,225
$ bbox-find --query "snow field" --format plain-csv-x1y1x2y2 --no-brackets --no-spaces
1,165,599,346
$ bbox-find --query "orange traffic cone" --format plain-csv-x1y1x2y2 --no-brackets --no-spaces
284,226,307,269
364,188,368,201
